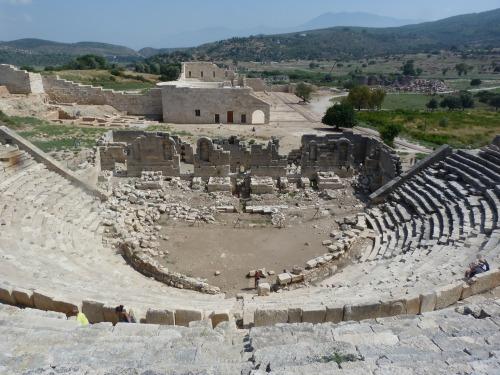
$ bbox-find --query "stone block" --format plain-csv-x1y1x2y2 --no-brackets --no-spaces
146,308,175,326
288,307,302,323
0,284,15,305
82,300,105,323
305,259,318,269
32,291,54,311
254,308,288,327
302,306,326,324
12,288,34,308
103,305,120,325
277,273,292,285
291,274,304,283
380,299,407,317
258,283,271,296
209,310,230,328
470,270,500,295
52,299,78,316
405,295,420,315
175,309,203,327
435,283,463,310
299,177,310,188
461,284,473,300
343,302,381,321
325,305,344,323
419,292,436,313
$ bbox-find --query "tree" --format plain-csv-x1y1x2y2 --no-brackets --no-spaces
159,64,180,81
369,88,386,110
401,60,416,76
322,103,357,130
442,68,449,76
470,78,482,86
459,91,475,109
346,85,371,110
295,82,314,102
426,98,439,111
489,95,500,111
440,96,463,110
380,123,403,148
455,63,472,76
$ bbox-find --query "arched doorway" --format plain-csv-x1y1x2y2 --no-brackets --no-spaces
252,110,265,125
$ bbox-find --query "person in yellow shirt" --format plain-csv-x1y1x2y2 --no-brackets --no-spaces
71,306,89,326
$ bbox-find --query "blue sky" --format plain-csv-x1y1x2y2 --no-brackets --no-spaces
1,0,499,48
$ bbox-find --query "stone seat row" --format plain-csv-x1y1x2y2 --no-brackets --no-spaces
2,292,500,374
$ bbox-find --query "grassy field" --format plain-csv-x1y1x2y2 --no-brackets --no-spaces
0,111,108,152
239,52,500,86
42,69,158,91
358,109,500,148
382,94,434,110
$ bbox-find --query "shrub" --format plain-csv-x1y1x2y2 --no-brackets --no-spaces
470,78,482,86
439,117,449,127
379,123,403,147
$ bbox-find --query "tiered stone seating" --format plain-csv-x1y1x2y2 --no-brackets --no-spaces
1,137,499,337
2,295,500,374
0,151,234,323
243,148,500,323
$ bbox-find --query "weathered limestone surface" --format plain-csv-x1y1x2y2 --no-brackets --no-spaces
3,299,500,374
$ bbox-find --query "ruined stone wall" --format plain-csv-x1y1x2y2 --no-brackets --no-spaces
193,137,230,178
0,64,44,94
42,76,163,118
111,130,193,163
99,144,127,170
126,134,181,177
214,136,287,177
160,85,270,125
299,132,401,191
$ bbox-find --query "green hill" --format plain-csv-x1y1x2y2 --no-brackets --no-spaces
0,39,141,66
190,8,500,61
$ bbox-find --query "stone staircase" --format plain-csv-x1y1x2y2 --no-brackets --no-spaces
1,295,500,374
0,150,235,324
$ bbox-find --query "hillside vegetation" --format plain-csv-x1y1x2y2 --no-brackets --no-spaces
0,39,141,66
191,8,500,61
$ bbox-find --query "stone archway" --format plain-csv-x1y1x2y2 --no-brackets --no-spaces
252,110,265,125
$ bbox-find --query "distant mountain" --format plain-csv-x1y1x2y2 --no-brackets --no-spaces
0,38,141,66
301,12,422,29
146,12,423,49
189,8,500,61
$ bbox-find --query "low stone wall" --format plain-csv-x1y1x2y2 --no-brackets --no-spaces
369,144,452,204
252,268,500,327
1,262,498,329
0,283,228,328
42,76,163,118
0,64,44,94
0,126,106,200
119,242,221,295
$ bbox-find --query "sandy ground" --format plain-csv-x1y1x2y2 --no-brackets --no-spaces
158,195,364,296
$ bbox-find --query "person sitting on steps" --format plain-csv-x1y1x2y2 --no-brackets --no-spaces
115,305,136,323
465,257,490,280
